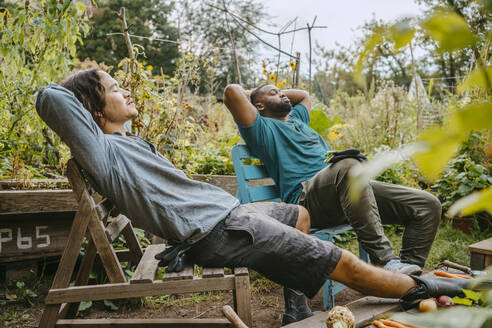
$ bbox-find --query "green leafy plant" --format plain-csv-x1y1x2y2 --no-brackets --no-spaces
0,0,88,179
4,281,38,307
434,133,492,210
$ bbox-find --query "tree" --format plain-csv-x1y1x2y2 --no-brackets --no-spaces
312,43,362,102
174,0,267,93
414,0,492,92
76,0,179,75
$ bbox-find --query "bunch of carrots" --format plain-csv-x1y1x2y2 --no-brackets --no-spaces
371,319,419,328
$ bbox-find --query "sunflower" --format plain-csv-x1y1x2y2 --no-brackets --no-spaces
289,61,296,71
268,74,276,82
262,60,267,69
276,82,281,88
263,69,268,75
281,80,287,86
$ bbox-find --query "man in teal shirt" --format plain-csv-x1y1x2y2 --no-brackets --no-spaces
224,83,442,318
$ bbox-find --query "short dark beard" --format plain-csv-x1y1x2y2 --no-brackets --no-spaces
273,101,292,115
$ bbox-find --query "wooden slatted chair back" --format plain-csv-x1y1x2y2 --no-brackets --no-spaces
231,144,280,203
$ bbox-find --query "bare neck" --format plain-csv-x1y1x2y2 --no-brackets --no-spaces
101,121,127,135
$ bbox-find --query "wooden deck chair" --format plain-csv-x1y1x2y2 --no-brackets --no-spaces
39,159,252,328
231,144,370,310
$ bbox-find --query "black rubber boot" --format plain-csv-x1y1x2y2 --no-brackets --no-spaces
281,287,314,326
400,275,491,310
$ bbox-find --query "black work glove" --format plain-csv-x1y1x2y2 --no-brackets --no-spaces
400,275,491,310
154,244,190,272
326,148,367,164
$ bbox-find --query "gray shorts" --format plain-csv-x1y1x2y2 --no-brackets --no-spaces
187,202,342,298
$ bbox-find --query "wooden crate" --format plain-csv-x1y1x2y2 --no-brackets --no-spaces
469,238,492,270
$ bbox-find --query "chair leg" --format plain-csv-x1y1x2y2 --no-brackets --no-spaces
38,304,61,328
358,241,370,263
61,239,98,318
233,269,252,328
323,280,335,310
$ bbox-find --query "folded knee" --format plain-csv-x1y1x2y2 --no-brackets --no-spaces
422,193,442,225
334,158,360,173
296,205,311,234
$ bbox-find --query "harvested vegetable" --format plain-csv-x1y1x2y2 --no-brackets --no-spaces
325,306,355,328
437,295,455,307
372,319,419,328
433,270,471,279
389,319,420,328
380,319,410,328
372,320,392,328
419,298,438,312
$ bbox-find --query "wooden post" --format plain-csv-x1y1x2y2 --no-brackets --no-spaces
307,16,317,91
233,267,252,328
294,52,301,88
117,7,135,73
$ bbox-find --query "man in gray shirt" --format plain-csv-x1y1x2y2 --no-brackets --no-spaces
36,69,478,325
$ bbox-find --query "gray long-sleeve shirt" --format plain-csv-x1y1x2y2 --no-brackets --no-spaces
36,83,239,244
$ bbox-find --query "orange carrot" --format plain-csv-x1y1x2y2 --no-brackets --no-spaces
372,320,392,328
434,270,471,279
389,319,421,328
380,319,418,328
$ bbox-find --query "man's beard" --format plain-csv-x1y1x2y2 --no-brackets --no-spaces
272,102,292,115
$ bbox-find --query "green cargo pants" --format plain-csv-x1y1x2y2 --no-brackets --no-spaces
298,158,441,267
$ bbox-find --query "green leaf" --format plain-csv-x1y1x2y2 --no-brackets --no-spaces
225,136,241,147
421,12,477,52
448,186,492,217
451,102,492,131
354,33,383,86
309,109,336,139
451,296,473,306
413,128,464,181
349,144,424,202
104,299,119,311
390,21,415,50
462,289,481,302
77,300,92,311
459,66,492,93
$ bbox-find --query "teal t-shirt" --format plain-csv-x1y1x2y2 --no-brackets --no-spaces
238,104,330,204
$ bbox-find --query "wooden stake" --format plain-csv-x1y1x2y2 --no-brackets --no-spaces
222,305,249,328
294,52,301,88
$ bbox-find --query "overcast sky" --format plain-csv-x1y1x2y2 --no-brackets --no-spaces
254,0,423,74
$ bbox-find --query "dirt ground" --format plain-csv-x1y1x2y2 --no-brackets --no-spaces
1,276,364,328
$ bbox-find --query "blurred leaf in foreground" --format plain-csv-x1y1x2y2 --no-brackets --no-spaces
448,186,492,217
348,143,425,203
421,11,477,52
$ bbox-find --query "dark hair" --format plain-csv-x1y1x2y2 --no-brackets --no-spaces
60,68,106,126
250,84,269,105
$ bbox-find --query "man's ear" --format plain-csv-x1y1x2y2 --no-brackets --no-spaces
255,103,265,111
